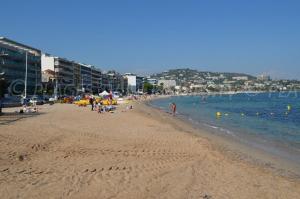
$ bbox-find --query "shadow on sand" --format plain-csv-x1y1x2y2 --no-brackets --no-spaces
0,112,45,125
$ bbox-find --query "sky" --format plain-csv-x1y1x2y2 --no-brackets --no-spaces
1,0,300,79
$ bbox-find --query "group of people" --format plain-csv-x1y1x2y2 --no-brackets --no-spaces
18,98,39,114
19,104,38,114
89,97,115,114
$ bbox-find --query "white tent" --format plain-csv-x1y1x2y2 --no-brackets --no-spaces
99,91,109,96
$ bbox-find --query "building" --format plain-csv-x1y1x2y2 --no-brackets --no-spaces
257,74,271,81
41,54,103,95
0,37,41,96
146,78,158,86
42,54,75,95
73,62,81,92
42,69,55,83
74,63,102,94
232,76,249,81
120,76,128,95
124,73,144,94
101,72,110,91
99,71,128,94
107,71,122,92
79,63,92,93
41,69,55,95
124,73,137,93
136,76,144,93
91,66,101,94
157,80,176,89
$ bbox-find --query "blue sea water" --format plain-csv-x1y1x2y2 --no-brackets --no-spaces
149,92,300,163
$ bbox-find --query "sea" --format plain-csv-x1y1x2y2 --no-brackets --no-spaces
149,92,300,167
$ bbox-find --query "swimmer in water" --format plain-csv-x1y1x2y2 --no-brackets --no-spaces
170,102,176,116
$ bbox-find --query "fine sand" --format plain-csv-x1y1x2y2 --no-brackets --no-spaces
0,102,300,199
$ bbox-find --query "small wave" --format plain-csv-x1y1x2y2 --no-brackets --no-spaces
202,123,236,136
203,123,218,129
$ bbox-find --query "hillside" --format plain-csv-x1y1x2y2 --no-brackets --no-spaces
150,68,256,85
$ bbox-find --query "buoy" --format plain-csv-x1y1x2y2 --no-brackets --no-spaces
287,105,292,111
241,113,245,116
216,112,222,117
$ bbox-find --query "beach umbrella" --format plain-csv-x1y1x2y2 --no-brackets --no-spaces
99,91,109,96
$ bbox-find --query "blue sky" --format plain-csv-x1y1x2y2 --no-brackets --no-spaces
1,0,300,79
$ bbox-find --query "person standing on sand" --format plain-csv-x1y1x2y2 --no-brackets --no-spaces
93,100,97,111
89,97,94,111
97,101,102,114
109,91,113,105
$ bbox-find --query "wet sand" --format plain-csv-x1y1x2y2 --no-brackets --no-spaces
0,102,300,198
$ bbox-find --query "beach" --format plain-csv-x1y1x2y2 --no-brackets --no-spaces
0,102,300,199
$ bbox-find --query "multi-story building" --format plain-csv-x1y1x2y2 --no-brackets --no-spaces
42,54,103,95
120,76,128,95
124,73,144,94
42,69,55,83
100,71,124,93
106,70,124,92
232,76,249,81
0,37,41,96
79,63,92,93
73,62,81,92
42,54,75,95
55,58,74,93
124,73,137,94
91,66,101,94
146,78,158,86
157,79,176,89
257,74,271,81
41,69,55,95
101,72,110,91
136,76,144,93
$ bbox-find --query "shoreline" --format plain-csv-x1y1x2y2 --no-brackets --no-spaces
143,99,300,179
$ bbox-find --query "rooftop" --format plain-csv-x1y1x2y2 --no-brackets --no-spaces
0,37,41,55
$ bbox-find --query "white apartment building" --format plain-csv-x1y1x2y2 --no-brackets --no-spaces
124,73,144,93
157,80,176,89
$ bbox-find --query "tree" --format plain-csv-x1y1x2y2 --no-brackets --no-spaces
170,86,176,94
143,82,153,94
157,82,164,94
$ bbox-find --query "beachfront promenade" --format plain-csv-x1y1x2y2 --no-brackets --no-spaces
0,103,300,199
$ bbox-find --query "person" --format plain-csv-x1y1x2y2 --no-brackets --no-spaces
93,100,97,111
89,97,94,111
97,101,102,114
108,91,113,105
126,105,133,110
170,102,176,116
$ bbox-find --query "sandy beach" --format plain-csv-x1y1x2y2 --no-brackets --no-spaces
0,102,300,199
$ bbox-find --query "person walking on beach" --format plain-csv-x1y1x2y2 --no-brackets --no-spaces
170,102,176,116
89,97,94,111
